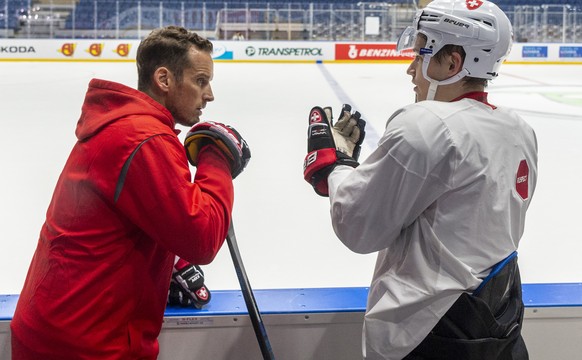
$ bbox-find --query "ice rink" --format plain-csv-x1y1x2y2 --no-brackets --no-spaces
1,60,581,295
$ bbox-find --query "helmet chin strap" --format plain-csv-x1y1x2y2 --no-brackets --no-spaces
422,55,469,101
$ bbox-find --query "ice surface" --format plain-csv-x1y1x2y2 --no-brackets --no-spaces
1,61,581,294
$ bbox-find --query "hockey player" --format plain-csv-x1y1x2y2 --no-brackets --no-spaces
303,0,537,359
11,26,250,359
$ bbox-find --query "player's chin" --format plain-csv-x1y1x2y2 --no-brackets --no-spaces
413,88,424,102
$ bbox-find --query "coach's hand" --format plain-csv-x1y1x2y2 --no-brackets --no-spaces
169,262,211,309
184,121,251,179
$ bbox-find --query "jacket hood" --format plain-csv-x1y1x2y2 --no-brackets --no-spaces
75,78,175,141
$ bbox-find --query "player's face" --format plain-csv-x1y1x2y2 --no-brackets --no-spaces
166,48,214,127
406,36,431,102
406,36,452,102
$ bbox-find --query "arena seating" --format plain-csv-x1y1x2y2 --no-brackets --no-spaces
62,0,404,31
1,0,581,41
0,0,29,30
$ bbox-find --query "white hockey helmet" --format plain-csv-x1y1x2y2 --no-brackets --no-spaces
397,0,513,80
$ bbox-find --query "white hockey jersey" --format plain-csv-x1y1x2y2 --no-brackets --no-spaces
328,93,538,360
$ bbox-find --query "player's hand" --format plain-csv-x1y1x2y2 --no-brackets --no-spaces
168,262,211,309
184,121,251,179
331,104,366,161
303,104,366,196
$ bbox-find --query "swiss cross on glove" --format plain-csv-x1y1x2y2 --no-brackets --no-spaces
168,261,211,309
303,104,366,196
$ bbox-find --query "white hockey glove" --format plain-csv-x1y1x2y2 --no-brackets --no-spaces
330,105,366,160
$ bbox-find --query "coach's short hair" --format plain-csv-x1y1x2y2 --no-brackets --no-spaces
136,26,213,91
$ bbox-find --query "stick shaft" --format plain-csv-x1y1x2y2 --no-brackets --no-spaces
226,222,275,360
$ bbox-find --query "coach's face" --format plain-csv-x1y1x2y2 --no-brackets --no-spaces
165,47,215,127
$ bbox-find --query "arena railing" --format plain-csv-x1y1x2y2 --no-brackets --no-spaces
1,1,581,42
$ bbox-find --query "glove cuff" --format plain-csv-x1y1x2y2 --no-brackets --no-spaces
303,149,358,197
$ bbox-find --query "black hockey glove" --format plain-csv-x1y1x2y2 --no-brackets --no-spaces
169,263,211,309
184,121,251,179
303,104,366,196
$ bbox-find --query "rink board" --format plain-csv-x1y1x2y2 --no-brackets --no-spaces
1,284,581,359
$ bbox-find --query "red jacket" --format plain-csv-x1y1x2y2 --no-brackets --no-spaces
11,79,233,359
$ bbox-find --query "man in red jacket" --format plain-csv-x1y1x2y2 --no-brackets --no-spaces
11,26,249,359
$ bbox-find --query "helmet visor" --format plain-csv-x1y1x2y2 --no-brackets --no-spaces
396,26,417,53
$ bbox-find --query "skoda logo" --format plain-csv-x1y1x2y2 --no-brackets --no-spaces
245,46,256,56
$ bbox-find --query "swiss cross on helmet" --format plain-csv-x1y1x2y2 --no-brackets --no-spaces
397,0,513,80
466,0,484,10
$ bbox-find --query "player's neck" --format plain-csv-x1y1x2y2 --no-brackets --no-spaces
435,83,484,102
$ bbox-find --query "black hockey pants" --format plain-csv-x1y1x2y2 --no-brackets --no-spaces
403,253,529,360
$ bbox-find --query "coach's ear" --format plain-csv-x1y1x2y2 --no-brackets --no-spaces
152,66,171,94
145,67,173,106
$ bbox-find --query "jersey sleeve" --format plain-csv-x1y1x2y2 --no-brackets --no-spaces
328,105,456,254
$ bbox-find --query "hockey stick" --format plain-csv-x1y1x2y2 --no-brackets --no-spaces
226,222,276,360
